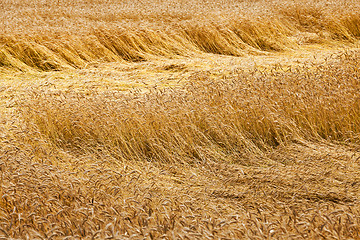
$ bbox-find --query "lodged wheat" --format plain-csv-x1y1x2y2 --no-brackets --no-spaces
0,0,360,239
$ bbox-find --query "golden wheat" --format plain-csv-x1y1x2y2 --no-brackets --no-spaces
0,0,360,239
0,50,357,239
0,0,359,71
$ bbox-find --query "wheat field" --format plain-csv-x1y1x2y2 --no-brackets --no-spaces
1,0,360,239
